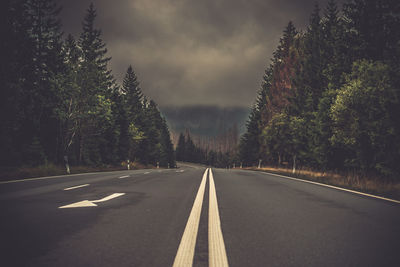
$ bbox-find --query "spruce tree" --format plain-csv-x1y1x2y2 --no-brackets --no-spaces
239,106,261,166
77,3,114,165
0,0,35,166
123,65,143,126
23,0,64,164
176,133,186,161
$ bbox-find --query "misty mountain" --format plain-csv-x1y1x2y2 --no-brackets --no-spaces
160,105,250,145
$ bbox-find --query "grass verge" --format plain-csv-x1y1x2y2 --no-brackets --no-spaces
242,166,400,201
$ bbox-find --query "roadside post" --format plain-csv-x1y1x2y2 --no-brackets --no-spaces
64,155,70,174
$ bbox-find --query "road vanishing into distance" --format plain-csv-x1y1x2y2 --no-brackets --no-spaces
1,163,400,267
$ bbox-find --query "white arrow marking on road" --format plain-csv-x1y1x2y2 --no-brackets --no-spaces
59,200,97,208
119,175,130,179
91,193,125,203
173,168,208,267
144,172,150,174
58,193,126,209
63,184,90,191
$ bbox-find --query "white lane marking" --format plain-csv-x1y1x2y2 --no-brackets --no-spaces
91,193,125,203
208,168,229,267
262,172,400,204
63,184,90,191
173,168,209,267
58,193,126,208
176,170,185,173
119,175,130,179
144,172,150,174
59,200,97,208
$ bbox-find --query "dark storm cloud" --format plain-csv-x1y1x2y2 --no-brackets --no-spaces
59,0,344,107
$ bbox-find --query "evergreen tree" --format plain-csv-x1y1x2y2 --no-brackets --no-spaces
121,65,145,162
76,3,114,165
159,118,175,167
123,65,143,128
239,106,262,166
0,0,35,166
176,133,186,161
26,0,63,162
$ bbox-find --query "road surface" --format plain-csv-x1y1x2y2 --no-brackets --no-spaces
1,164,399,266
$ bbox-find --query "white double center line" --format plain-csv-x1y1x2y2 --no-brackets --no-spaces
209,168,229,267
173,168,229,267
173,168,208,267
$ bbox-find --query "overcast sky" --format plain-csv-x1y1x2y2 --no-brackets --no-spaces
59,0,344,108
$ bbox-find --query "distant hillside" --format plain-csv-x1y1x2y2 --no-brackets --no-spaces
160,105,250,146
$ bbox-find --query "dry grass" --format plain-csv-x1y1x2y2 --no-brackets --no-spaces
243,166,400,201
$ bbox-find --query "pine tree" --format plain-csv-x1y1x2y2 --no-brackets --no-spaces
343,0,400,63
176,133,186,161
268,22,298,118
292,3,325,115
239,106,262,166
77,3,114,165
22,0,64,164
159,118,175,167
123,65,143,126
0,0,35,166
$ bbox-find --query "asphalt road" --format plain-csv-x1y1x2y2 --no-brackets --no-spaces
1,164,399,266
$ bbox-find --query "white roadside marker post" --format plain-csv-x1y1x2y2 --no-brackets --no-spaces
64,155,70,174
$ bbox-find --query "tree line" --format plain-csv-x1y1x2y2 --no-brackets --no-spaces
175,131,239,168
1,0,175,170
239,0,400,179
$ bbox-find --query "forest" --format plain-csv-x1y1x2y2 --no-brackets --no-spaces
0,0,175,172
175,127,239,168
2,0,400,182
239,0,400,180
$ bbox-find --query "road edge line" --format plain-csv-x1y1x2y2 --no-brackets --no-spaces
208,168,229,267
261,171,400,204
173,168,209,267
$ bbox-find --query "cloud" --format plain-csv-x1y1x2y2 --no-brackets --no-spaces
59,0,345,107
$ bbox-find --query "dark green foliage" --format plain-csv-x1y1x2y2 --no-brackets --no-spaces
176,133,186,161
175,131,237,168
239,106,262,166
1,1,175,170
240,0,400,179
330,60,399,175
